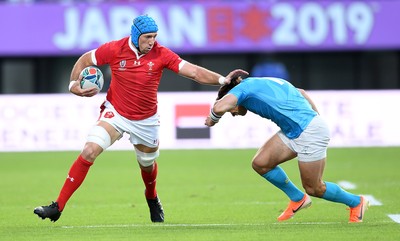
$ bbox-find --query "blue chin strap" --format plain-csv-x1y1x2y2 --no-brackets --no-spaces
131,15,159,48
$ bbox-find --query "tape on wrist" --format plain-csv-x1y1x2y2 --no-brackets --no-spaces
218,76,226,85
209,108,222,123
68,80,77,91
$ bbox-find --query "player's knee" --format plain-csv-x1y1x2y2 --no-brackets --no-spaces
86,125,111,151
303,183,325,197
135,148,159,167
81,142,102,161
252,161,262,173
252,158,273,175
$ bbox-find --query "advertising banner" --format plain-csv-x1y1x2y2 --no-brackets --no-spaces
0,90,398,152
0,0,398,55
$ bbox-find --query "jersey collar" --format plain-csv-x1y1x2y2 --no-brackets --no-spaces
128,36,144,58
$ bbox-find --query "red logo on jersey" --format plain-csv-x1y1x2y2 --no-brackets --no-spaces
104,111,114,118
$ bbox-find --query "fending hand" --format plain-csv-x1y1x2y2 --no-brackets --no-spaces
224,69,249,85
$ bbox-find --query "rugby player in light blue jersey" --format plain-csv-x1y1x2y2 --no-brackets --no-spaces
205,76,368,223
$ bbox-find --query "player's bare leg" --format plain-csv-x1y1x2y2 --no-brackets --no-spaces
299,158,368,222
252,133,310,221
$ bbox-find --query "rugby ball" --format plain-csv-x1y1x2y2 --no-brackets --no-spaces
80,66,104,92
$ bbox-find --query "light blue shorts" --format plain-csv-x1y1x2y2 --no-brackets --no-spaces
278,115,330,162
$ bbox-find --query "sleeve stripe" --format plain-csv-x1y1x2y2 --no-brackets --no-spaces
91,50,97,65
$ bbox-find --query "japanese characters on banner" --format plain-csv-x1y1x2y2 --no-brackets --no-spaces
0,91,398,152
0,1,399,55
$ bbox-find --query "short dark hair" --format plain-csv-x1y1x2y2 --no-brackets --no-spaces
216,76,241,100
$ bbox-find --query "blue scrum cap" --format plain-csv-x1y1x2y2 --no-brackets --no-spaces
131,15,159,48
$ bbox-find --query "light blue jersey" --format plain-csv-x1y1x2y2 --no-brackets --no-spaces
228,77,317,139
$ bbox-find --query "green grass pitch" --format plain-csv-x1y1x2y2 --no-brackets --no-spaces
1,147,399,241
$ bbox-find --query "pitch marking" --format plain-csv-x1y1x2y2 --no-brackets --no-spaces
362,194,382,206
388,214,400,224
61,222,351,229
338,181,357,190
61,223,261,229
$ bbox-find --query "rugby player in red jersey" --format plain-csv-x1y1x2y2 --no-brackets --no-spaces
34,14,248,223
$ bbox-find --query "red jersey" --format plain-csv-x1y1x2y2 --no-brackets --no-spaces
94,37,182,120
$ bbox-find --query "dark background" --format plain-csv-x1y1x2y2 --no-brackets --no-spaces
1,50,398,94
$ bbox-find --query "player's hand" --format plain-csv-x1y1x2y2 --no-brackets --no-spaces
223,69,249,85
204,116,217,127
69,76,98,97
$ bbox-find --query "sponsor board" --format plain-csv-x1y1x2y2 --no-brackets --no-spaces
0,90,398,151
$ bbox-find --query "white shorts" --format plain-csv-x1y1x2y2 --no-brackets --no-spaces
98,101,160,148
278,115,330,162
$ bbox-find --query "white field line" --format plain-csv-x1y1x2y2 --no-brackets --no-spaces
338,181,357,190
61,222,342,229
61,192,395,229
362,194,383,206
61,220,398,229
388,214,400,224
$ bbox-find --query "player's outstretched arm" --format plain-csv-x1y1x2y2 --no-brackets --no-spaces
179,61,248,86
